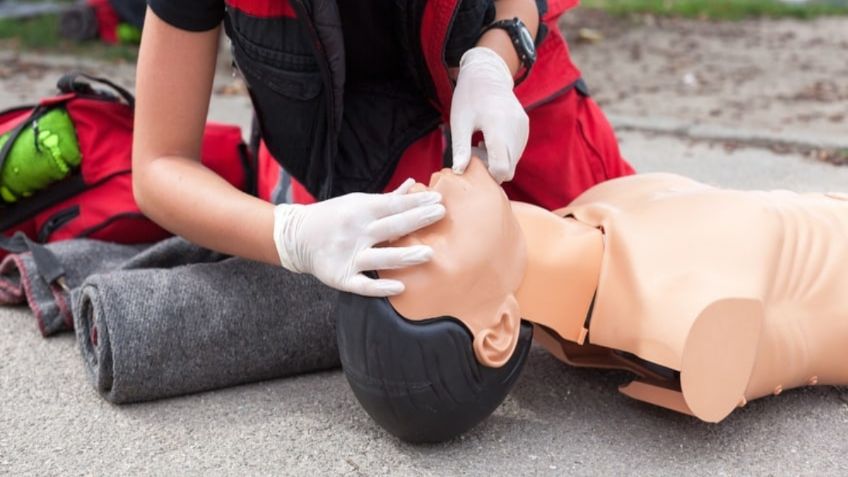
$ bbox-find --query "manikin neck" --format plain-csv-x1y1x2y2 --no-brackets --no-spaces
511,202,604,345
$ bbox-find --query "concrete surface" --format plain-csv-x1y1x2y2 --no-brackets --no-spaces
3,129,848,476
611,114,848,152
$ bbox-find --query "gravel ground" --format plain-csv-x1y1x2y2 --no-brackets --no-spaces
2,10,847,143
563,11,848,138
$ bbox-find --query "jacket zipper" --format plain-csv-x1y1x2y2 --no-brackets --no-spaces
37,205,81,243
523,77,588,112
290,0,338,199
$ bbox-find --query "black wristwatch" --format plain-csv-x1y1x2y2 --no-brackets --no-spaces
480,17,537,84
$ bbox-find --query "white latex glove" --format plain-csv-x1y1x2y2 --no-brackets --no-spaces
450,46,529,184
272,179,445,297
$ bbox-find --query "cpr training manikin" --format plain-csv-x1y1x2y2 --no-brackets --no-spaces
333,157,848,443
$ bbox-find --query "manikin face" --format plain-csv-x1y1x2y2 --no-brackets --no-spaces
382,158,527,367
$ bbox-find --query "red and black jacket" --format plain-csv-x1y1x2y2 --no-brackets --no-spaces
225,0,580,199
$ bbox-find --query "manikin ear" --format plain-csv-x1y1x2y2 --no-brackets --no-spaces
472,295,521,368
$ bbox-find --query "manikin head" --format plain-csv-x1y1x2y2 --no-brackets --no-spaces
333,158,533,443
382,157,528,366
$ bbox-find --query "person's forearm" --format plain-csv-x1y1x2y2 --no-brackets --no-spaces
134,156,279,265
133,10,279,266
476,0,539,77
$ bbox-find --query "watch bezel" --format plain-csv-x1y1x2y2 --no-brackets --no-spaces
516,22,537,62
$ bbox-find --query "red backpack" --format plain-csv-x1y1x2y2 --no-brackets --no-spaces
0,73,255,285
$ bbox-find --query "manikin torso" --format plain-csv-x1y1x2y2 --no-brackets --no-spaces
384,160,848,422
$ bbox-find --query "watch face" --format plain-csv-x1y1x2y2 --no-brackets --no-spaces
518,25,536,61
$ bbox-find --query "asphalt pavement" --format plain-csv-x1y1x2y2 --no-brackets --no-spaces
3,127,848,475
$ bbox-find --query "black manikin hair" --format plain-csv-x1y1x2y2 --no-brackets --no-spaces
333,291,533,443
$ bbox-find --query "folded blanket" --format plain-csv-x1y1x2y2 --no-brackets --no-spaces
2,236,340,403
0,237,224,335
1,239,144,335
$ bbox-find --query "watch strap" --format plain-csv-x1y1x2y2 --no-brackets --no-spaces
480,17,535,84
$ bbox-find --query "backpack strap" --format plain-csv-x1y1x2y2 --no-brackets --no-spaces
0,105,48,186
0,231,68,290
57,72,135,108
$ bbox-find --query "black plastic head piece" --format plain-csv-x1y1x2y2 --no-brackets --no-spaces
334,292,533,443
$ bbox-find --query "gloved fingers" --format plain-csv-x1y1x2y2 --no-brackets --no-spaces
481,135,513,183
367,203,446,244
450,111,475,175
374,189,442,217
355,245,434,272
391,178,416,195
506,110,530,174
343,274,405,297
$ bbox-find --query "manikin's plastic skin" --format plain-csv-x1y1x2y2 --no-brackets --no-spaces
383,158,848,423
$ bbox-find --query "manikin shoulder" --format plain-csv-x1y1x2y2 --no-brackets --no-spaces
565,173,711,210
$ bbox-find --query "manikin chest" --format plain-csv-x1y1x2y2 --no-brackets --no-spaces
537,173,848,422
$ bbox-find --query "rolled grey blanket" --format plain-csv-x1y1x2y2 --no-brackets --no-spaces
74,254,340,403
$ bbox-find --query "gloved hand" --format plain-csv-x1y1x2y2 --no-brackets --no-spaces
272,179,445,297
450,46,529,184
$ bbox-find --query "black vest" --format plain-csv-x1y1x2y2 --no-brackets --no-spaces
224,0,495,199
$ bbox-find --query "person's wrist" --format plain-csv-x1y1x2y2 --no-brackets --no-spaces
272,203,307,273
475,26,521,76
